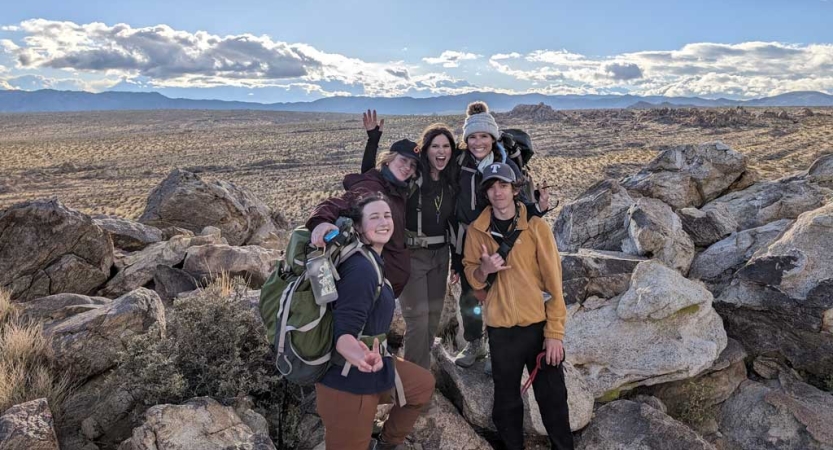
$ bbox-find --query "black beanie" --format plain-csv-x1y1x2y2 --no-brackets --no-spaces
389,139,421,161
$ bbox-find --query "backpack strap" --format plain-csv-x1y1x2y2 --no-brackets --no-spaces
485,209,523,289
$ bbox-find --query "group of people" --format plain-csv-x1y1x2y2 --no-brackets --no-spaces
305,101,573,450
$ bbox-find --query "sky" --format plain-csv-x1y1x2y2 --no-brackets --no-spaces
1,0,832,103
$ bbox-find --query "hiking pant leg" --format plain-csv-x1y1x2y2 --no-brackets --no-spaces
525,323,574,450
459,275,484,342
400,248,432,369
425,247,450,351
380,357,436,444
488,325,538,450
315,383,380,450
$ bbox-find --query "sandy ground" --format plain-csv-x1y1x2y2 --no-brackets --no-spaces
1,107,831,227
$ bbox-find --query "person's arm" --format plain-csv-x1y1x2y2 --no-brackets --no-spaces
447,214,463,282
332,257,380,368
361,110,384,174
533,218,567,341
305,190,358,246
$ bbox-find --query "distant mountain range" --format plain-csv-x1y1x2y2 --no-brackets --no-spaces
1,89,831,114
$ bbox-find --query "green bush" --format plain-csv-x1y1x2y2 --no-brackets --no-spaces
112,276,301,447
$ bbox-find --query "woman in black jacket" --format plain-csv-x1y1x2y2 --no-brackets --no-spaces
360,111,461,369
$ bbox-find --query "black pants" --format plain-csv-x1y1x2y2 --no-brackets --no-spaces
488,322,574,450
459,275,484,342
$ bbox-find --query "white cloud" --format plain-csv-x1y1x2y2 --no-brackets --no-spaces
423,51,481,68
3,19,832,100
490,52,521,61
3,19,465,97
489,42,833,99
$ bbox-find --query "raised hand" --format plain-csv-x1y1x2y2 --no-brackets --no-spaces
479,244,511,275
362,109,384,131
537,181,551,211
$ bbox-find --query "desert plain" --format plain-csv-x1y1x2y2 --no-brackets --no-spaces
1,105,831,226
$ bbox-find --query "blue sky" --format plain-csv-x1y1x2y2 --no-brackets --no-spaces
1,0,832,102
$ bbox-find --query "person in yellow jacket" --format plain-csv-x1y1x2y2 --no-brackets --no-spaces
463,162,573,450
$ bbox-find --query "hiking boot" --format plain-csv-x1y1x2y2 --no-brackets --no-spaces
368,437,405,450
454,339,487,368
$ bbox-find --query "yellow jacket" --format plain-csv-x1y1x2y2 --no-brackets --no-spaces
463,203,567,340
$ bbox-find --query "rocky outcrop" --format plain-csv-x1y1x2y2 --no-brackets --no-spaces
719,373,833,450
17,293,111,324
152,266,198,302
716,202,833,379
0,199,113,301
432,342,595,434
100,233,221,298
139,169,280,248
678,205,738,248
118,397,275,450
92,215,164,251
638,339,747,435
689,219,792,295
621,141,747,210
566,260,727,398
577,400,716,450
183,244,278,289
0,399,60,450
406,392,492,449
806,153,833,188
561,250,646,305
554,179,634,252
700,176,831,232
44,288,166,379
621,198,696,273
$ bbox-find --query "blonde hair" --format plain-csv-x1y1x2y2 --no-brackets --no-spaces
376,151,397,170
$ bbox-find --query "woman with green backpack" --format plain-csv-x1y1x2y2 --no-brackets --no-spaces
315,192,435,450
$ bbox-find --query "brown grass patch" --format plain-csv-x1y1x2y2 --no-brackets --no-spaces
0,289,73,418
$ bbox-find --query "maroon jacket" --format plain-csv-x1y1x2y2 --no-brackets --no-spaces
306,169,411,297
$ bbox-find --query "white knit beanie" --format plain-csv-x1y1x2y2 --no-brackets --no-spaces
463,101,499,142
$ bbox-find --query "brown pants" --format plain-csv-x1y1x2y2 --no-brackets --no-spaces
399,246,450,369
315,357,435,450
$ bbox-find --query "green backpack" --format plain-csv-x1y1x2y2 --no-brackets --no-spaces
259,222,386,386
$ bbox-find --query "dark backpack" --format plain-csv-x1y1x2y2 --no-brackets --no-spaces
499,129,537,202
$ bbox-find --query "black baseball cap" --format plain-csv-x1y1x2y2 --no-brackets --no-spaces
389,139,421,162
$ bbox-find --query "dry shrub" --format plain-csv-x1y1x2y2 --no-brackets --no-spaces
112,275,301,447
0,288,73,417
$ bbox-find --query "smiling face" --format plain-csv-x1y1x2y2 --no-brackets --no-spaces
466,132,494,161
358,199,394,251
387,153,418,182
485,180,519,216
427,134,452,173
